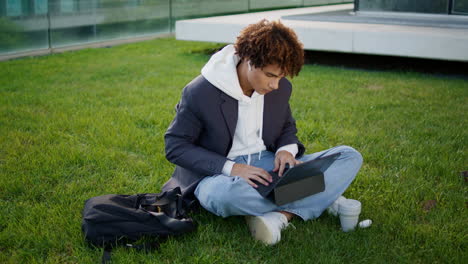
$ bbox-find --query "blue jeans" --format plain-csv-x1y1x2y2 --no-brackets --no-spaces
194,145,363,220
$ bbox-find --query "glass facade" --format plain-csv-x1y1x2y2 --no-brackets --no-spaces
304,0,349,6
250,0,303,10
356,0,468,14
0,0,50,54
0,0,348,55
48,0,171,48
171,0,248,26
453,0,468,14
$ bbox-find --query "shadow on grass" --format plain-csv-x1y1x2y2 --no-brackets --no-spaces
189,44,468,79
304,50,468,79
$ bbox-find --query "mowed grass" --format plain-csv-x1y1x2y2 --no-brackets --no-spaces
0,37,466,263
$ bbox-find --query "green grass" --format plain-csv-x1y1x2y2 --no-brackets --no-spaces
0,37,467,263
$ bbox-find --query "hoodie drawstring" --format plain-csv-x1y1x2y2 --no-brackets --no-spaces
246,125,251,165
257,98,263,161
246,97,262,165
243,103,251,165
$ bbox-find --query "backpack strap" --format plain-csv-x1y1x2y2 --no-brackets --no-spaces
100,241,161,263
101,246,112,264
176,193,185,218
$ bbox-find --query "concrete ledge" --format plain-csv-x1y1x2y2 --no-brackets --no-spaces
175,4,468,62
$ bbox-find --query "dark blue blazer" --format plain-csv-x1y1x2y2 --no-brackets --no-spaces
163,75,305,202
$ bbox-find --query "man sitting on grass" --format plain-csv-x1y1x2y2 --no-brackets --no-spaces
162,19,363,245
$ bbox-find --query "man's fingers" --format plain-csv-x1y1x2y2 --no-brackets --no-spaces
246,179,258,188
237,165,272,185
244,170,269,186
273,157,279,172
279,158,297,176
278,161,286,177
250,174,269,186
251,167,272,182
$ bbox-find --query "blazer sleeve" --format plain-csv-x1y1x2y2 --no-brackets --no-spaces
274,103,305,158
271,80,305,158
164,86,228,176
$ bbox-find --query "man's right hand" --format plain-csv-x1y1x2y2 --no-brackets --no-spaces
231,163,272,188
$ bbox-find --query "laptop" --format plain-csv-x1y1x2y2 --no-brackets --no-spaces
253,153,340,206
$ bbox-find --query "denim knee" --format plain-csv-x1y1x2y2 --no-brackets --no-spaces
195,176,237,217
336,145,363,166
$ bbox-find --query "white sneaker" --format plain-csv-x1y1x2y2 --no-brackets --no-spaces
245,212,289,245
327,196,347,216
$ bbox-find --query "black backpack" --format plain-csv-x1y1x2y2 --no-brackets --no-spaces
82,187,196,263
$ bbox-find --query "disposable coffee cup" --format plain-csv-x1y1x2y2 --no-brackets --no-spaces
339,199,361,232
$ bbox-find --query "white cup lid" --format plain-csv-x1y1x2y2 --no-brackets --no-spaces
339,199,361,215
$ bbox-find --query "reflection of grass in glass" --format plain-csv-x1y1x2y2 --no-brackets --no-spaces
96,18,170,40
0,38,466,263
50,26,98,48
49,18,169,48
0,18,49,53
0,18,24,51
454,0,468,13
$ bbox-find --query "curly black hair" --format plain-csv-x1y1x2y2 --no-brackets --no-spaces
235,19,304,77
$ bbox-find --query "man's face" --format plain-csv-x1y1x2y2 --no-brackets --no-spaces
247,63,285,95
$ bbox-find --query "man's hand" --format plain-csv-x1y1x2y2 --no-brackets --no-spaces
231,163,272,188
273,150,303,177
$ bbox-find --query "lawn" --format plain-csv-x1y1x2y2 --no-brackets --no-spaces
0,37,466,263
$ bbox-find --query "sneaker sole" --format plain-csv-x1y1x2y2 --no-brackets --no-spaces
246,216,278,245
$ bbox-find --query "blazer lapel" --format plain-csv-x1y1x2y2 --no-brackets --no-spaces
263,93,273,138
220,93,238,139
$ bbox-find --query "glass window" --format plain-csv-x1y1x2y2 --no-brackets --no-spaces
61,0,76,13
95,0,170,42
304,1,349,7
172,0,248,21
6,0,22,17
49,0,171,48
0,0,49,54
357,0,449,14
453,0,468,14
250,0,302,10
35,0,49,15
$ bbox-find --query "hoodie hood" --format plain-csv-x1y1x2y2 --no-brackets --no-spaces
201,44,257,103
201,44,267,164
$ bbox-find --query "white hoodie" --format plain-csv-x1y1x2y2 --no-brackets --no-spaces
201,45,298,176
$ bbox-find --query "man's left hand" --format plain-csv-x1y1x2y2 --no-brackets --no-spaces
273,150,303,177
